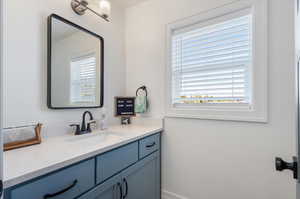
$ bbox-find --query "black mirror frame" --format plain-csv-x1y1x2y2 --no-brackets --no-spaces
47,14,104,109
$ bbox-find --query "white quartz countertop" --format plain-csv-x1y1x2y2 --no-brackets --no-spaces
3,124,163,188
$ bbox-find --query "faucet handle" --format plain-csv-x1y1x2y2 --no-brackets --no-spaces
70,124,81,135
87,120,96,132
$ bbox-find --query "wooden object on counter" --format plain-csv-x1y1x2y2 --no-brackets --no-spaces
4,123,42,151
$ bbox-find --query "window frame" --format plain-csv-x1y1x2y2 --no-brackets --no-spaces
165,0,268,122
171,9,252,106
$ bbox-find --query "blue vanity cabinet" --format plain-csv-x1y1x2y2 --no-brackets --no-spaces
139,134,160,159
121,151,160,199
77,174,122,199
4,132,162,199
78,151,160,199
96,142,139,184
7,159,95,199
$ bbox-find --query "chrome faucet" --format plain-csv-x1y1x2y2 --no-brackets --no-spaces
70,111,96,135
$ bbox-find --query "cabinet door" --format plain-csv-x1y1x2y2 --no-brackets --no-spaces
121,152,160,199
78,174,122,199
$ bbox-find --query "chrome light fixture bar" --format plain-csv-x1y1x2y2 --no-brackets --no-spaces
71,0,110,22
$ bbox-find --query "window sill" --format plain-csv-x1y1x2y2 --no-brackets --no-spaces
165,104,268,123
165,113,267,123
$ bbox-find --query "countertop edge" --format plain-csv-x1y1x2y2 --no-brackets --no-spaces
4,128,163,189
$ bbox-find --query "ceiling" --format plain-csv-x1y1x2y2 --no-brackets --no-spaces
87,0,149,8
111,0,149,8
52,18,78,41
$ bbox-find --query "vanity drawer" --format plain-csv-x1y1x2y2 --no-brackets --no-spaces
139,133,160,159
9,159,95,199
96,141,138,184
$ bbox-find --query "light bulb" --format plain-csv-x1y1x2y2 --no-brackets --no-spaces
99,0,111,19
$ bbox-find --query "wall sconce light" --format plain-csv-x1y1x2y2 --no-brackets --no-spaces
71,0,111,22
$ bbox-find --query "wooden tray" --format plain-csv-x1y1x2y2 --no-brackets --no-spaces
4,123,42,151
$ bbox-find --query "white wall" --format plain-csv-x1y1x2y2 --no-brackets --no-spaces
4,0,126,136
125,0,298,198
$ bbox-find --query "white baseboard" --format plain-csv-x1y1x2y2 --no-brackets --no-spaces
162,190,189,199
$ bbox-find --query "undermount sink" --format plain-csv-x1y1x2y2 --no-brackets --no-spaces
65,131,123,143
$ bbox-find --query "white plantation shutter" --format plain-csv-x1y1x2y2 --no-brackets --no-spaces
71,54,97,104
171,14,252,105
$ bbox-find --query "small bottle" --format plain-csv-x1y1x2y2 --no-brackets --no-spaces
100,108,108,130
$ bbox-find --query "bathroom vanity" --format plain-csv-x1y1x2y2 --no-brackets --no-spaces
3,125,162,199
3,13,162,199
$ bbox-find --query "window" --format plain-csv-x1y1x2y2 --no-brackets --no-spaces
172,15,252,105
70,53,97,105
166,0,268,122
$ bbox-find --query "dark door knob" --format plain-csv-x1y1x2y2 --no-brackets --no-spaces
275,157,298,179
0,180,3,197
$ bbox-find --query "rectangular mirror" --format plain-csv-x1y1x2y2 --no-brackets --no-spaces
48,14,104,109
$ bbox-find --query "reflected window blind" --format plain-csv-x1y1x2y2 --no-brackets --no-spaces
70,54,97,104
171,14,252,104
